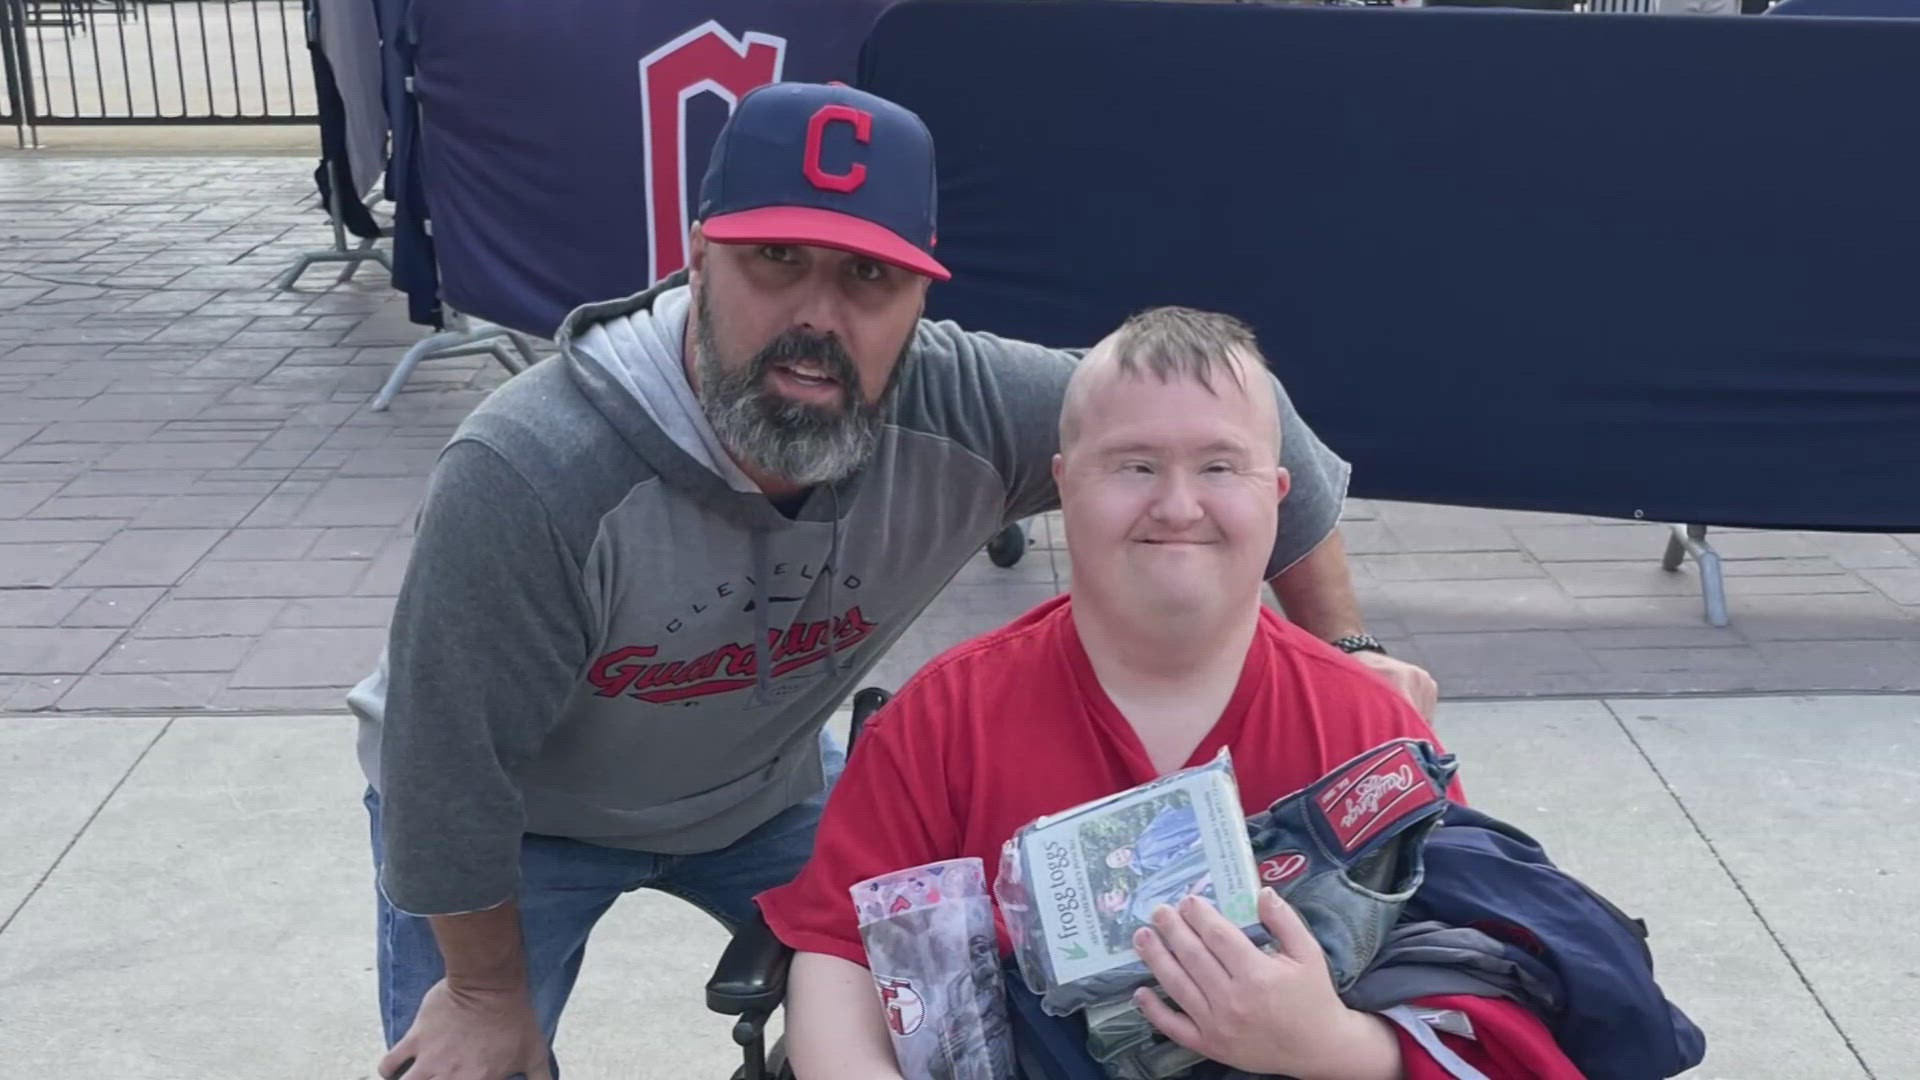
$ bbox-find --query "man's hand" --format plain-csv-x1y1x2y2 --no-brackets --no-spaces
1346,649,1438,719
1131,889,1403,1080
377,977,552,1080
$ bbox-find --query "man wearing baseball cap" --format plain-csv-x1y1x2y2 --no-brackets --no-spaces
352,81,1432,1079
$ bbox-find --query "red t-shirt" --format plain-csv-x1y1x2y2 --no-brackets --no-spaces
756,594,1580,1079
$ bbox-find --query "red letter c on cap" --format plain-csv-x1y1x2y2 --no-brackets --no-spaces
804,104,872,193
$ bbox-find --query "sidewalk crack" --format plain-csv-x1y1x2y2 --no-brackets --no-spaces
0,716,175,938
1601,700,1877,1079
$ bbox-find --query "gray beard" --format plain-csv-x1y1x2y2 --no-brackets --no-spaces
693,289,902,487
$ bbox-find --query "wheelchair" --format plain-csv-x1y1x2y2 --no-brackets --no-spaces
705,685,889,1080
704,522,1035,1078
703,687,1058,1080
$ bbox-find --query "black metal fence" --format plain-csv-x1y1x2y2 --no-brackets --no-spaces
1,0,316,140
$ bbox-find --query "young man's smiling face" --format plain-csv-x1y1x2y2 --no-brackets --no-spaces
1054,340,1290,628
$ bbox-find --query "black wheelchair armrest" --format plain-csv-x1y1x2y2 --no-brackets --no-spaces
707,905,795,1017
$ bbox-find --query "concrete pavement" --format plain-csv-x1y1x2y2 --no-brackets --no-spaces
2,693,1915,1079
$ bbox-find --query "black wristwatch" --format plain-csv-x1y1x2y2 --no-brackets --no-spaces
1330,633,1388,656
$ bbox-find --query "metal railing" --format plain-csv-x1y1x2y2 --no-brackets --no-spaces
2,0,316,142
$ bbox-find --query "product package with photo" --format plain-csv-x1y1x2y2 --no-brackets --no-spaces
995,750,1261,1016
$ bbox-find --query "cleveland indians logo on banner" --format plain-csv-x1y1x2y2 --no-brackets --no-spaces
638,20,789,282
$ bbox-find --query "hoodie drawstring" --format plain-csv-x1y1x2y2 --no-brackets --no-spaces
750,529,774,706
824,485,842,679
752,488,844,704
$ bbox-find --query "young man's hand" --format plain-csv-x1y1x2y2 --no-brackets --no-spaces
1132,889,1403,1080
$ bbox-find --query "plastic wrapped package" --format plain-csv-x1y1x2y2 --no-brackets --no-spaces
852,857,1018,1080
995,750,1263,1017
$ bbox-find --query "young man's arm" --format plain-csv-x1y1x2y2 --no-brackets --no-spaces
754,685,966,1080
787,952,910,1080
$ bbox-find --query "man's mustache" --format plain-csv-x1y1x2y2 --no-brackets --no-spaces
751,329,861,398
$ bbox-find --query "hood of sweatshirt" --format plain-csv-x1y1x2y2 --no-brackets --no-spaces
552,272,861,703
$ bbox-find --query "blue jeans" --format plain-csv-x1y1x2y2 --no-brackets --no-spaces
366,733,846,1072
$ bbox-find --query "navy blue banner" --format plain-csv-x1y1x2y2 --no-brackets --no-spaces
407,0,894,339
860,0,1920,531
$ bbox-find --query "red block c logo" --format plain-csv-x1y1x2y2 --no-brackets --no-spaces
804,104,873,193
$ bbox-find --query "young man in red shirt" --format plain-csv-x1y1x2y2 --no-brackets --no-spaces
755,307,1579,1079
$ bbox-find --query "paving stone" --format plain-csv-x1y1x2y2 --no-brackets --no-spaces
62,587,165,628
25,377,115,399
0,396,81,422
208,528,323,561
145,316,250,344
1510,523,1675,562
1412,630,1603,675
241,450,312,470
1726,593,1920,641
309,527,391,561
59,469,206,498
1570,626,1749,650
229,626,384,689
56,672,225,711
237,491,314,528
1692,529,1824,559
276,596,394,629
122,289,220,314
300,449,351,470
127,494,266,530
98,441,260,471
225,329,351,350
246,316,317,332
193,404,302,424
1858,567,1920,605
1352,551,1544,582
27,495,156,520
172,559,369,599
3,440,116,466
31,421,162,443
353,541,413,596
1373,578,1586,633
0,481,62,517
280,347,359,367
0,424,44,461
135,597,285,638
0,627,123,674
179,349,291,379
1545,560,1740,599
66,393,223,421
5,675,77,710
292,477,425,528
62,529,224,588
258,428,331,453
0,588,88,626
0,541,100,586
97,634,257,675
185,480,280,500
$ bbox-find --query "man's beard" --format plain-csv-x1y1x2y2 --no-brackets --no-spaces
693,287,905,486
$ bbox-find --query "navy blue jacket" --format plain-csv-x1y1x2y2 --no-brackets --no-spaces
1403,806,1708,1080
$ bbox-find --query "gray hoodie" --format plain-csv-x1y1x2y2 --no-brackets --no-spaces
347,272,1352,916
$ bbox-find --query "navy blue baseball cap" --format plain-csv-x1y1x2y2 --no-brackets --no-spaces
696,82,950,282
